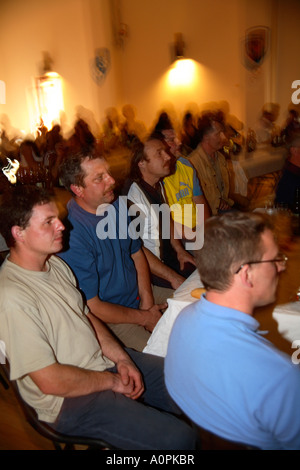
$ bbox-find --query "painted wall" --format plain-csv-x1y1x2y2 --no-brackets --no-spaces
0,0,299,139
0,0,120,137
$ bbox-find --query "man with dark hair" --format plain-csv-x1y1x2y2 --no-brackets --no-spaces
153,125,210,241
126,136,196,293
0,185,197,450
188,112,234,215
165,211,300,450
58,149,164,352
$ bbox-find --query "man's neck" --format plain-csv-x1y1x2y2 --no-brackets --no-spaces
205,289,254,316
141,174,160,188
201,142,217,159
74,197,97,214
8,249,49,272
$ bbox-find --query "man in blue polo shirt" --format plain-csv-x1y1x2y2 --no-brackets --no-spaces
165,211,300,450
58,150,164,352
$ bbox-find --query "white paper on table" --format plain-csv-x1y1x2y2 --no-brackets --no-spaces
173,269,204,302
143,299,192,358
272,302,300,343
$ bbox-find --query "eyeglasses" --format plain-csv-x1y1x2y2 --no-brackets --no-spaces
235,253,288,274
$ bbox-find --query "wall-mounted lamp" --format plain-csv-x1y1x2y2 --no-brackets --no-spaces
168,33,197,87
174,33,185,61
35,52,64,130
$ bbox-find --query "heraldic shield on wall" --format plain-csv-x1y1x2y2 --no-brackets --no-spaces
243,26,270,70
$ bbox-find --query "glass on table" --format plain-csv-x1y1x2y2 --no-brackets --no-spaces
264,195,275,214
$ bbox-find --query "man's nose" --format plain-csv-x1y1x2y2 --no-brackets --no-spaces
106,173,115,185
56,219,65,231
220,131,227,142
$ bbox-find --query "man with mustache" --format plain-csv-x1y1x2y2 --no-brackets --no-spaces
126,136,196,295
58,149,164,352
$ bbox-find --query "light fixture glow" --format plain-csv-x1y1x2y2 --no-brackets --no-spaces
168,59,197,87
36,71,64,130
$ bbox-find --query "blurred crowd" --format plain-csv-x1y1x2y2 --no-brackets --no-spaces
0,101,299,196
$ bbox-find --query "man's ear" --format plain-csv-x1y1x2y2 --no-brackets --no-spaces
138,159,145,170
239,264,253,288
11,225,24,243
70,184,83,198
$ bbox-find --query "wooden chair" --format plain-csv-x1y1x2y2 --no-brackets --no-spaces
0,361,117,450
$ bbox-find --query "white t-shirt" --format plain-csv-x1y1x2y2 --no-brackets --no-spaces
0,255,114,423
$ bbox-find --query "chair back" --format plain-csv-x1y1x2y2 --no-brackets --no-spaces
0,360,116,450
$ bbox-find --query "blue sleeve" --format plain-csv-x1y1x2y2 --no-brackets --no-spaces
58,223,100,301
116,195,142,255
180,157,202,196
192,169,202,196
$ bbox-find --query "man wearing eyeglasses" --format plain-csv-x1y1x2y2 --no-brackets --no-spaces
165,211,300,450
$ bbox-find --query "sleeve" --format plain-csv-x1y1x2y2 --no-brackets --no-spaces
59,224,100,301
192,169,202,196
127,183,160,257
259,365,300,449
181,157,202,197
0,290,57,380
118,195,142,255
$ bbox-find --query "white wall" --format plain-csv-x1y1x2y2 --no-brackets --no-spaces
0,0,299,138
0,0,120,137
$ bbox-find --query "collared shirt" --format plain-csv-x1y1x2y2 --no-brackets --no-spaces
163,157,203,228
207,152,225,194
165,295,300,450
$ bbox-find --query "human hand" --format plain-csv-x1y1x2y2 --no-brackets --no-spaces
169,272,186,290
138,293,154,311
176,248,196,271
112,359,144,400
218,198,231,211
140,304,165,332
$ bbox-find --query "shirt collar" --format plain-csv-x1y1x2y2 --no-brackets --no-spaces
200,294,261,333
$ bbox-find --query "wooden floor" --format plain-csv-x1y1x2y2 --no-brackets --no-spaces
0,379,54,450
0,150,295,450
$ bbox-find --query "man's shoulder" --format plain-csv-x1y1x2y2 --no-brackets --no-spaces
178,155,191,166
127,181,150,204
0,260,14,291
188,145,207,164
127,181,141,196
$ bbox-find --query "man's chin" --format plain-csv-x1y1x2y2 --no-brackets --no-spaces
104,191,115,203
256,294,277,309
